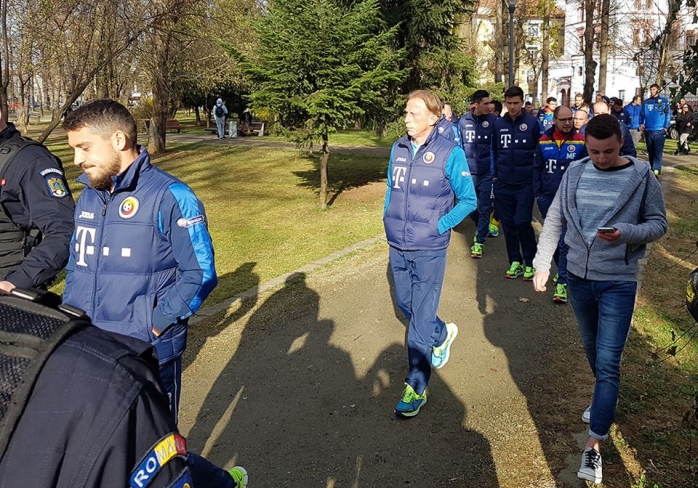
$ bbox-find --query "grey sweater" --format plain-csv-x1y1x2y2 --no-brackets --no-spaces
533,157,667,281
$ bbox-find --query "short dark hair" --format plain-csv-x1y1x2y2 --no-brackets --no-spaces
503,86,524,101
650,83,660,90
525,101,533,107
472,90,490,104
491,100,503,114
63,99,138,146
585,114,622,142
547,97,557,104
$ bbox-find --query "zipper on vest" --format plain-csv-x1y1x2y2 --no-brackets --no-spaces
93,192,112,314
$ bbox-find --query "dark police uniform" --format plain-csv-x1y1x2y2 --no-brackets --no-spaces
0,294,192,488
0,123,74,288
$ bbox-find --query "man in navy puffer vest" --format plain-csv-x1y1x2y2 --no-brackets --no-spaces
61,100,241,486
384,90,476,418
459,89,497,258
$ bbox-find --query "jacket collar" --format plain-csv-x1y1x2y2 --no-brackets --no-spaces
77,147,152,193
0,123,20,142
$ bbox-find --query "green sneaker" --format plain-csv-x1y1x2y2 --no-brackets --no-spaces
395,383,427,418
229,466,248,487
553,283,568,303
505,261,523,279
488,222,499,237
470,242,483,258
523,266,536,281
552,273,558,285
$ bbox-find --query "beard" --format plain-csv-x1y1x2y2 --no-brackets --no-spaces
86,150,121,190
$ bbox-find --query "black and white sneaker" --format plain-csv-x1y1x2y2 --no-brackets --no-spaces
578,447,602,484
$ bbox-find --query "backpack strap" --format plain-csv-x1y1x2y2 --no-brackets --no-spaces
0,290,88,460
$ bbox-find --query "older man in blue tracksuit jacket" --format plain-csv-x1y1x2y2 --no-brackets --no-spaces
459,89,497,258
384,90,476,418
640,83,672,174
492,86,541,280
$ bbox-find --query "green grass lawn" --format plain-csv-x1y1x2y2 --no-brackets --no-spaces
46,135,388,304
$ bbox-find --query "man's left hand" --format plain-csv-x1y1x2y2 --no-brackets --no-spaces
597,229,621,241
0,281,16,294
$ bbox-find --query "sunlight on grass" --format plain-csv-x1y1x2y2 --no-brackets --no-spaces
46,137,389,305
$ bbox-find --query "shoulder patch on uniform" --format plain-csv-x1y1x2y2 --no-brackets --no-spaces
45,176,68,198
130,433,188,488
40,167,63,177
423,152,435,164
177,215,205,228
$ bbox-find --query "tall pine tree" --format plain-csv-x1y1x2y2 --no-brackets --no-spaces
237,0,405,208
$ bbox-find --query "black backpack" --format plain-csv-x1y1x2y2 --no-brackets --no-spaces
215,105,225,118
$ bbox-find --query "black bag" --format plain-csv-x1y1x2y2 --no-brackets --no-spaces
215,106,225,118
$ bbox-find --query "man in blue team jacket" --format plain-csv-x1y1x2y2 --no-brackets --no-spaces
60,100,245,486
640,83,672,175
459,89,497,258
384,90,476,418
492,86,541,280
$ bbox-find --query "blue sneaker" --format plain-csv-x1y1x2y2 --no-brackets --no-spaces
229,466,248,487
431,322,458,369
395,383,427,418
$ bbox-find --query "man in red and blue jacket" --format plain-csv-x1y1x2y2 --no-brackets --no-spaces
537,97,557,131
533,105,587,304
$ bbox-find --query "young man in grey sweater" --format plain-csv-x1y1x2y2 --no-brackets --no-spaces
531,114,667,485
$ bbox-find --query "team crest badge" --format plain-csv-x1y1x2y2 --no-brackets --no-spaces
438,127,445,133
45,176,67,198
423,152,435,164
119,197,140,219
519,124,528,131
482,121,489,128
567,145,576,153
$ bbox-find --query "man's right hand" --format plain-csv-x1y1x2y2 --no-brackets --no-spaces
532,271,549,292
639,124,645,131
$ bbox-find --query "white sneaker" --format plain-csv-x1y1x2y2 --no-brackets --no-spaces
578,448,602,484
431,322,458,369
582,404,591,424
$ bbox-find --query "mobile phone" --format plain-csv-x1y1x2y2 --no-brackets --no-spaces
598,227,617,233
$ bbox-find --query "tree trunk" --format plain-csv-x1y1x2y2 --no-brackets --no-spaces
319,133,329,209
583,0,597,103
598,0,610,95
541,0,550,102
494,0,504,84
195,106,201,126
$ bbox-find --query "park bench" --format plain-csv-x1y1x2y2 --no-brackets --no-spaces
140,119,184,133
204,120,266,137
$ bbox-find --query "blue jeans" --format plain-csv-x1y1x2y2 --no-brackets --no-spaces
469,174,493,243
215,117,226,138
567,274,637,440
645,130,666,173
536,194,568,285
389,247,448,395
493,180,537,266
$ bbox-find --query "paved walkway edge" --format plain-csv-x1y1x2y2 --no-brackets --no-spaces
190,235,384,324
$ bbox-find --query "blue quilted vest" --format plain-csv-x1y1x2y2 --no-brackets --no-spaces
459,110,496,175
63,151,186,363
384,130,456,251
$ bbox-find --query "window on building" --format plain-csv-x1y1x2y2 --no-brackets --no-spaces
618,90,625,102
645,0,651,8
578,66,583,76
527,23,540,38
687,30,697,50
577,28,585,53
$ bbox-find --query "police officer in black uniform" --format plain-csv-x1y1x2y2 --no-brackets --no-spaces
0,116,75,293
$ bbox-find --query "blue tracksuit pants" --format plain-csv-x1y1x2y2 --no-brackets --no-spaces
645,130,666,173
493,180,537,266
469,174,494,243
389,247,448,395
